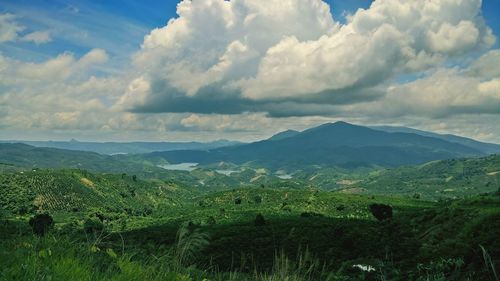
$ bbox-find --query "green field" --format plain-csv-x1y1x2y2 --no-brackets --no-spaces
1,163,499,280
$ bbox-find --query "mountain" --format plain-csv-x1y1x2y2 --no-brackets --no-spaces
145,121,484,169
371,125,500,154
268,130,300,141
0,139,241,155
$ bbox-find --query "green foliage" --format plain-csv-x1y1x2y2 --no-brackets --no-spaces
254,213,266,226
1,154,499,280
84,216,105,234
368,203,392,221
174,222,210,267
29,213,54,236
359,155,500,200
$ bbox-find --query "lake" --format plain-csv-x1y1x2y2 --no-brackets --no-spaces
157,163,198,171
215,169,238,176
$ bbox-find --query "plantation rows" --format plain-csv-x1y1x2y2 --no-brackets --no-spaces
0,169,172,215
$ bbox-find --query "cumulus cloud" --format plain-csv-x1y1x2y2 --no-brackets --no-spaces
0,13,52,44
338,49,500,122
3,48,109,82
117,0,495,117
467,49,500,79
0,13,25,42
0,49,122,136
358,69,500,118
2,1,500,143
21,30,52,44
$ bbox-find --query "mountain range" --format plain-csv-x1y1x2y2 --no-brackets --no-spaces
145,121,494,169
1,121,499,171
0,139,240,155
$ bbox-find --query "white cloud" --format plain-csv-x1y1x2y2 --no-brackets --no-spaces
0,13,53,45
0,13,25,42
1,1,500,143
180,113,271,132
241,0,494,100
118,0,495,115
7,48,109,81
123,0,336,108
21,30,52,44
342,50,500,119
468,49,500,79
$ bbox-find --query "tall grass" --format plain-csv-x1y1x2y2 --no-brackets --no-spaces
1,230,497,281
480,245,499,281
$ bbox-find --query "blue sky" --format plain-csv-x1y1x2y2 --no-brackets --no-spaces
0,0,499,142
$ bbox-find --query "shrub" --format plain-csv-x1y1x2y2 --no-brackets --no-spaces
206,216,216,225
255,213,266,226
29,213,53,236
234,197,242,205
254,195,262,204
84,216,105,234
369,203,393,221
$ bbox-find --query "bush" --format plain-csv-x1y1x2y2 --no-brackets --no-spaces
84,217,105,234
206,216,216,225
255,213,266,226
254,195,262,204
234,197,242,205
29,213,53,236
369,203,393,221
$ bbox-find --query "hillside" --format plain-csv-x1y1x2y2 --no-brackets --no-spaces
145,122,483,169
0,169,192,215
0,143,171,177
356,154,500,200
2,182,498,280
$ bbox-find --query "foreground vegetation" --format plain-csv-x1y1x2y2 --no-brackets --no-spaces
1,152,499,280
1,176,499,280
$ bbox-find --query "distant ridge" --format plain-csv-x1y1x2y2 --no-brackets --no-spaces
0,139,241,155
371,126,500,154
146,121,485,169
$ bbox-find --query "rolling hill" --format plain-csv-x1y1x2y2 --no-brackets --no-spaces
145,121,484,169
0,143,168,177
355,154,500,200
0,139,241,155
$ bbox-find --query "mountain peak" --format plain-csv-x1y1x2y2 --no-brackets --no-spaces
269,129,300,141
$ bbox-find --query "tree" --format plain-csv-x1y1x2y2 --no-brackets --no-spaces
254,213,266,226
84,216,105,234
29,213,53,236
234,197,242,205
369,203,393,221
206,216,216,225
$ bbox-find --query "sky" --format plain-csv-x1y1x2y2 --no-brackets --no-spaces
0,0,499,143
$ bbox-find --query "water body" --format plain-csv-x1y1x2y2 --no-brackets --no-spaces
157,163,198,171
277,174,293,179
215,169,238,176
